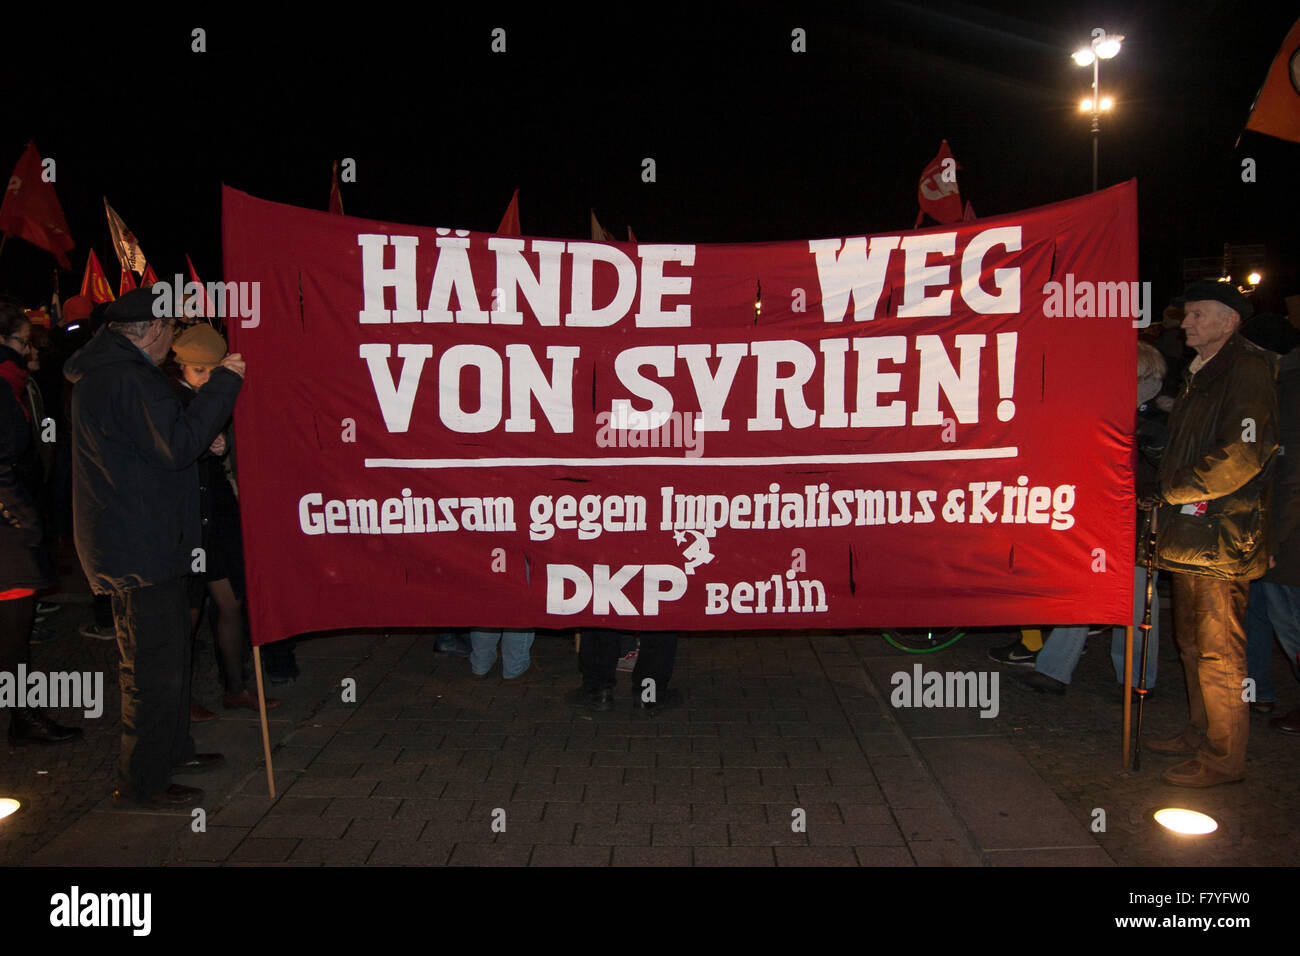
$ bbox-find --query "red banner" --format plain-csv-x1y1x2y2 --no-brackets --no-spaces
223,183,1138,645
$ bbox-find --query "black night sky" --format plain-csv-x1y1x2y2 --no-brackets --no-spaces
3,3,1298,315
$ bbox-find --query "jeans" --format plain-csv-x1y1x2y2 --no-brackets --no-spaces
436,631,471,655
111,579,196,798
1035,566,1159,687
1171,573,1250,778
1245,580,1300,703
469,630,534,678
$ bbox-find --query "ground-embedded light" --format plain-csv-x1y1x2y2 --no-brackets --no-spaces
1154,808,1217,835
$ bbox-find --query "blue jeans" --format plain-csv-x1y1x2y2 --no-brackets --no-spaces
1036,566,1158,687
436,631,471,655
469,629,535,678
1245,581,1300,703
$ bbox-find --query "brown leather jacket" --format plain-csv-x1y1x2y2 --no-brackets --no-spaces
1155,333,1278,580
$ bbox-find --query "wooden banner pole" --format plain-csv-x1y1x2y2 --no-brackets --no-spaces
253,642,276,801
1122,624,1134,769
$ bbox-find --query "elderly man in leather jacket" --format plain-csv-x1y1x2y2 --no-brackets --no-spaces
1144,281,1278,787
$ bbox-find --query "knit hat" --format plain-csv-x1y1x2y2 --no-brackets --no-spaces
172,323,227,364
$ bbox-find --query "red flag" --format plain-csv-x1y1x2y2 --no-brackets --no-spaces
119,266,137,296
962,201,977,221
0,143,75,269
141,263,159,288
1244,18,1300,144
186,253,216,319
627,225,638,243
329,160,344,215
915,140,964,226
497,189,521,236
80,250,115,303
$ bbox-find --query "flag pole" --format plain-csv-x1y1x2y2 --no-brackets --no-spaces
253,642,276,801
1122,625,1133,768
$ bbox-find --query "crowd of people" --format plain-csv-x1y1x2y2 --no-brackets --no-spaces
1,278,1298,808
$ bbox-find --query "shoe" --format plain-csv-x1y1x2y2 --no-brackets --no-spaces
1249,700,1275,715
1144,730,1199,756
222,690,280,710
28,624,56,645
616,649,639,673
471,668,493,680
190,701,221,723
501,661,545,685
566,686,614,712
7,708,84,746
1015,671,1067,695
1161,759,1244,788
172,753,225,775
114,784,205,808
634,687,682,714
264,654,299,685
80,623,116,641
1270,708,1300,735
987,639,1037,666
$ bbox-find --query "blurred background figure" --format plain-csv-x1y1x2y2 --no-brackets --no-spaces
0,297,81,744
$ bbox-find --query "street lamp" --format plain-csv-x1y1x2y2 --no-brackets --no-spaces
1073,29,1124,192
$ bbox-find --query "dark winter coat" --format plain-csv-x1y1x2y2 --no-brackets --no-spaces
1262,349,1300,587
64,326,241,593
1155,333,1279,580
0,350,55,592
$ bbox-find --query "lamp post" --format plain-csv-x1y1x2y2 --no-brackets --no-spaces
1073,29,1123,192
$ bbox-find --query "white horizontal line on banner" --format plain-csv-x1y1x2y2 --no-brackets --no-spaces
364,447,1020,468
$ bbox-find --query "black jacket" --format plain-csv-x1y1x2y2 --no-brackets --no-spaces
1262,349,1300,587
1156,333,1279,580
65,327,241,593
0,355,54,592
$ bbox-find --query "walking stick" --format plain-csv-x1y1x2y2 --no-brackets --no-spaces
1132,506,1158,770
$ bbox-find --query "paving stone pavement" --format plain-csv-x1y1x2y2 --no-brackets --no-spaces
4,583,1297,867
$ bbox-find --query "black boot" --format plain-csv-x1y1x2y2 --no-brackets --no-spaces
7,708,85,746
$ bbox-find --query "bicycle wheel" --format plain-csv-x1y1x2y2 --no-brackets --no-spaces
881,627,966,653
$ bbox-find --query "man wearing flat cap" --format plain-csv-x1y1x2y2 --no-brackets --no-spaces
1144,280,1278,786
65,289,246,807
